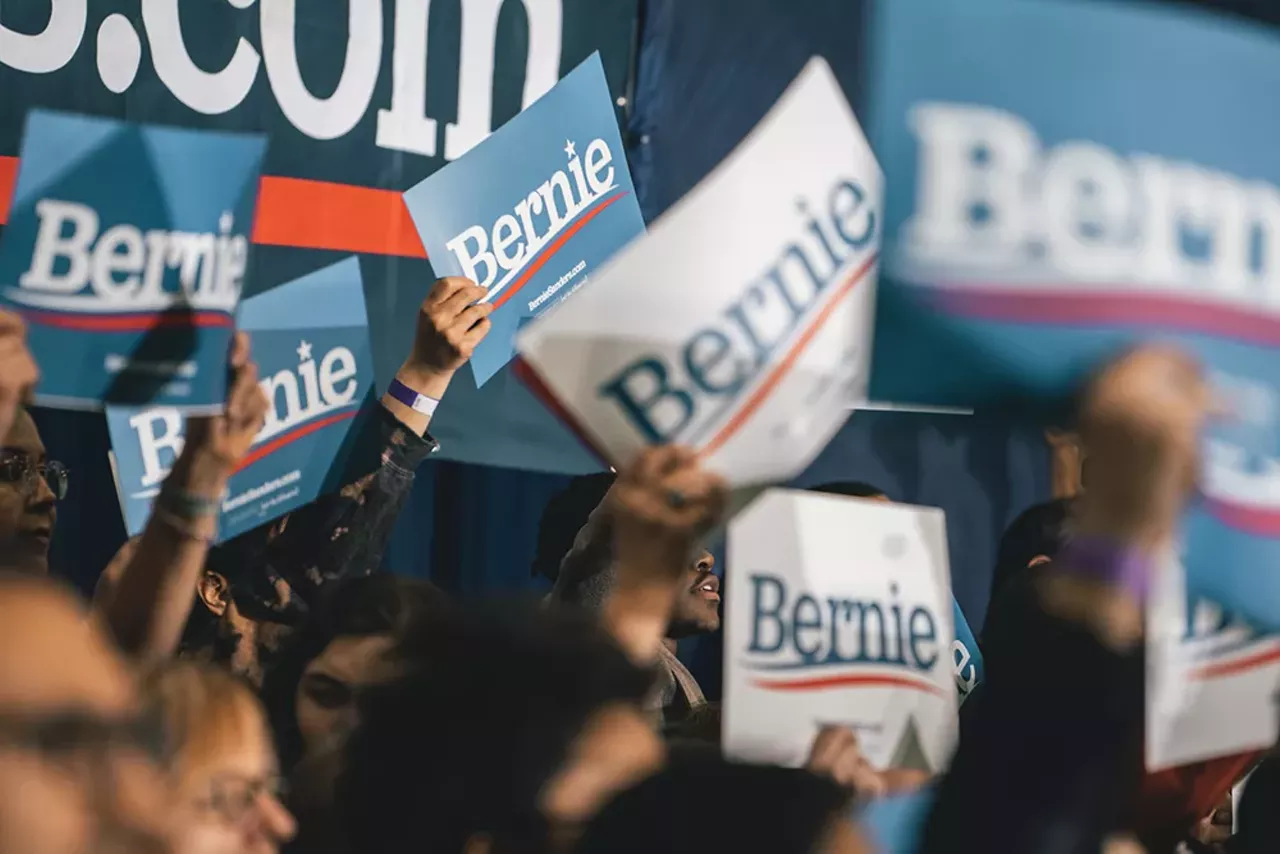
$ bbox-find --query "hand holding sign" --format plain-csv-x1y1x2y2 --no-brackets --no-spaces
180,332,270,491
604,446,728,664
806,726,886,800
0,311,39,442
396,277,494,401
610,446,729,578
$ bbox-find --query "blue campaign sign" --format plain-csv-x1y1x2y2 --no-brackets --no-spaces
107,257,377,542
402,52,646,386
0,111,265,412
951,599,983,702
857,787,936,854
866,0,1280,628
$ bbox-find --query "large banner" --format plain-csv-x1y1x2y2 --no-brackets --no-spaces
0,0,641,473
867,0,1280,627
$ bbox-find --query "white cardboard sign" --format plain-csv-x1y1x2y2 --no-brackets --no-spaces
723,490,958,773
515,57,881,486
1146,553,1280,770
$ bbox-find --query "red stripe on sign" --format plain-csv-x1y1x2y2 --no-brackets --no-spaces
234,409,358,473
22,309,234,332
752,673,945,696
1192,643,1280,680
490,191,629,310
699,253,879,458
0,156,428,259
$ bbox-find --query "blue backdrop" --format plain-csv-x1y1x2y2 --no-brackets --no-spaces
35,0,1065,698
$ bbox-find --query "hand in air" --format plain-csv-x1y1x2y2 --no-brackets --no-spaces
184,332,270,478
609,446,729,578
399,277,494,396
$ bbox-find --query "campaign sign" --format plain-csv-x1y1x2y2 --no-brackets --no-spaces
867,0,1280,628
517,58,881,486
402,52,644,387
724,490,958,773
0,111,264,411
1146,553,1280,769
951,599,983,703
106,257,375,542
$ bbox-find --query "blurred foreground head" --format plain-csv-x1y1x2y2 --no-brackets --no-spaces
0,575,172,854
142,663,295,854
574,756,868,854
340,600,660,854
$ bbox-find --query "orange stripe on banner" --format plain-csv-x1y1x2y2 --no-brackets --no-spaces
0,156,427,259
699,253,879,458
0,156,16,224
253,176,427,258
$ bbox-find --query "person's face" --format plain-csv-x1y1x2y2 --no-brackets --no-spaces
0,409,59,574
667,550,720,638
173,708,296,854
294,634,399,761
0,581,173,854
198,572,299,689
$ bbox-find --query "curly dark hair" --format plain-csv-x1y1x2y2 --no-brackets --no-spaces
259,572,450,773
339,599,653,854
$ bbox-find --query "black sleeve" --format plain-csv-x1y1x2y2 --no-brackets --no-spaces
919,572,1144,854
263,404,438,605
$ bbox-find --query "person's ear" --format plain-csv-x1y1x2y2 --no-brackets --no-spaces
197,571,232,617
1027,554,1052,569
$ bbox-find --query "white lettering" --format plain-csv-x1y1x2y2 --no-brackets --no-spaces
141,0,260,115
445,225,499,289
444,0,564,160
584,138,615,195
260,0,382,140
19,200,97,293
129,409,185,489
0,0,86,74
319,346,358,404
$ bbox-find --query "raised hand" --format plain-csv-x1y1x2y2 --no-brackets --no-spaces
806,726,886,800
609,445,729,579
398,277,494,397
183,332,270,480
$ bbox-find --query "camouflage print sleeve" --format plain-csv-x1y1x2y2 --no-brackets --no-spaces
262,404,438,606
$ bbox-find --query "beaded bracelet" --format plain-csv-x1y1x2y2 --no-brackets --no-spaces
152,507,216,546
156,485,221,521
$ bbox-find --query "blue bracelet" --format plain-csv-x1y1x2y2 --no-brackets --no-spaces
157,486,221,521
1056,535,1153,603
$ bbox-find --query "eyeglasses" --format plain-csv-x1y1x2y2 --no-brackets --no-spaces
0,708,168,765
195,773,290,823
0,452,68,500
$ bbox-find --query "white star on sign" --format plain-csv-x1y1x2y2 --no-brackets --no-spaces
297,340,312,362
219,211,234,233
564,139,576,159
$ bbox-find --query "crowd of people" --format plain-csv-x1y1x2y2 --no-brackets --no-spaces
0,275,1276,854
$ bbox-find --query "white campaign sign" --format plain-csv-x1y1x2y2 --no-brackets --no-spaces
515,57,881,486
723,490,958,773
1146,553,1280,770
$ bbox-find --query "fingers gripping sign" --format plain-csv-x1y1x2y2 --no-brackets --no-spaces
384,277,495,436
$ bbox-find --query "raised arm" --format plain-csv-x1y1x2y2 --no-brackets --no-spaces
258,277,492,603
602,446,728,666
94,332,268,665
920,346,1211,854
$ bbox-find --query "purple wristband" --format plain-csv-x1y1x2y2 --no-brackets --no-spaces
1055,535,1153,603
387,377,439,417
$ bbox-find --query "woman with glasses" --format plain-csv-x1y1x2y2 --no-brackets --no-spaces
142,662,296,854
